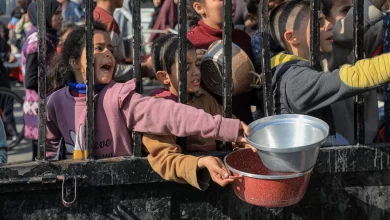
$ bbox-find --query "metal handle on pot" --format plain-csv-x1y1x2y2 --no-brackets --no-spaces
249,71,263,89
228,175,244,180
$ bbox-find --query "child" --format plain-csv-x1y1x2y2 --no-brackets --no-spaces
186,0,257,125
94,0,132,82
321,0,386,144
45,22,250,160
143,34,254,190
269,0,390,144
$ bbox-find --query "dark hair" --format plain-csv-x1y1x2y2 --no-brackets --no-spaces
246,0,260,16
60,21,78,36
321,0,333,17
187,0,204,29
270,0,310,49
151,34,195,74
47,21,107,94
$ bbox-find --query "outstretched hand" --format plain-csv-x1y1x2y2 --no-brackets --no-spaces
235,122,256,152
198,156,234,187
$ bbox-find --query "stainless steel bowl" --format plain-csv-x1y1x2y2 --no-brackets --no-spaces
246,114,329,172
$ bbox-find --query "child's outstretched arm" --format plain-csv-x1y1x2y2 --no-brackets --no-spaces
143,134,212,190
284,53,390,114
120,89,245,143
143,134,235,190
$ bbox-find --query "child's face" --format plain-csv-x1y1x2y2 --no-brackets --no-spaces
169,49,201,95
194,0,236,29
290,12,334,59
78,30,115,84
319,13,334,53
327,0,352,24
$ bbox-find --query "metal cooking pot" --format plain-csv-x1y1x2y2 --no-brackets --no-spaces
246,114,329,172
224,149,312,208
200,40,261,96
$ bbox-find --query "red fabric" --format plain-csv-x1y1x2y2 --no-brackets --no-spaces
380,126,385,142
186,21,254,124
70,90,86,97
93,7,121,34
371,46,383,58
150,88,179,102
9,66,23,82
149,0,178,43
187,21,253,60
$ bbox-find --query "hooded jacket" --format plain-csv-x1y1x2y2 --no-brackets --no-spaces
271,51,390,143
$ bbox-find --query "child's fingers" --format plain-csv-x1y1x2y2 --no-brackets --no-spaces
240,122,250,135
212,158,229,178
211,173,234,187
245,144,257,152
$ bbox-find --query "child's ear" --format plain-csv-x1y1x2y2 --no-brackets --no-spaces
193,2,205,17
69,58,81,70
156,71,171,85
284,31,299,46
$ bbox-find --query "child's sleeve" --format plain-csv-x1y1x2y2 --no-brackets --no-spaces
0,119,8,164
285,53,390,114
143,134,210,191
45,97,62,160
118,84,241,142
323,0,385,71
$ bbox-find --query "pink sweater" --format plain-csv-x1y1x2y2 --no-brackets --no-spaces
46,79,241,159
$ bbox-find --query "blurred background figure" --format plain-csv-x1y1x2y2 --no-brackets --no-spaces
58,0,85,24
148,0,178,43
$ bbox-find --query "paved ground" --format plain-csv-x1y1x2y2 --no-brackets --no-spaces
7,79,163,164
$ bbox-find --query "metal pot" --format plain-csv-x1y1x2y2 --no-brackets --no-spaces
246,114,329,172
224,149,312,208
200,40,261,96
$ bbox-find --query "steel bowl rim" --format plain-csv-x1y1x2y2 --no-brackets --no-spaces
245,114,329,153
224,149,313,180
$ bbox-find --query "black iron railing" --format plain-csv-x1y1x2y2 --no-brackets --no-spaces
33,0,369,161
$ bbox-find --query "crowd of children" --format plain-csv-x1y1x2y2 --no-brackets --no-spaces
0,0,390,191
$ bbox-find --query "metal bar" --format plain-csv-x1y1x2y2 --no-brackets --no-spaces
259,0,273,116
178,0,188,152
383,12,390,141
0,175,86,185
353,0,365,144
223,0,233,151
310,0,321,71
85,0,95,160
132,0,143,157
37,0,46,161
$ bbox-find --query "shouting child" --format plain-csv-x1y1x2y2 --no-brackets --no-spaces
45,22,250,160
